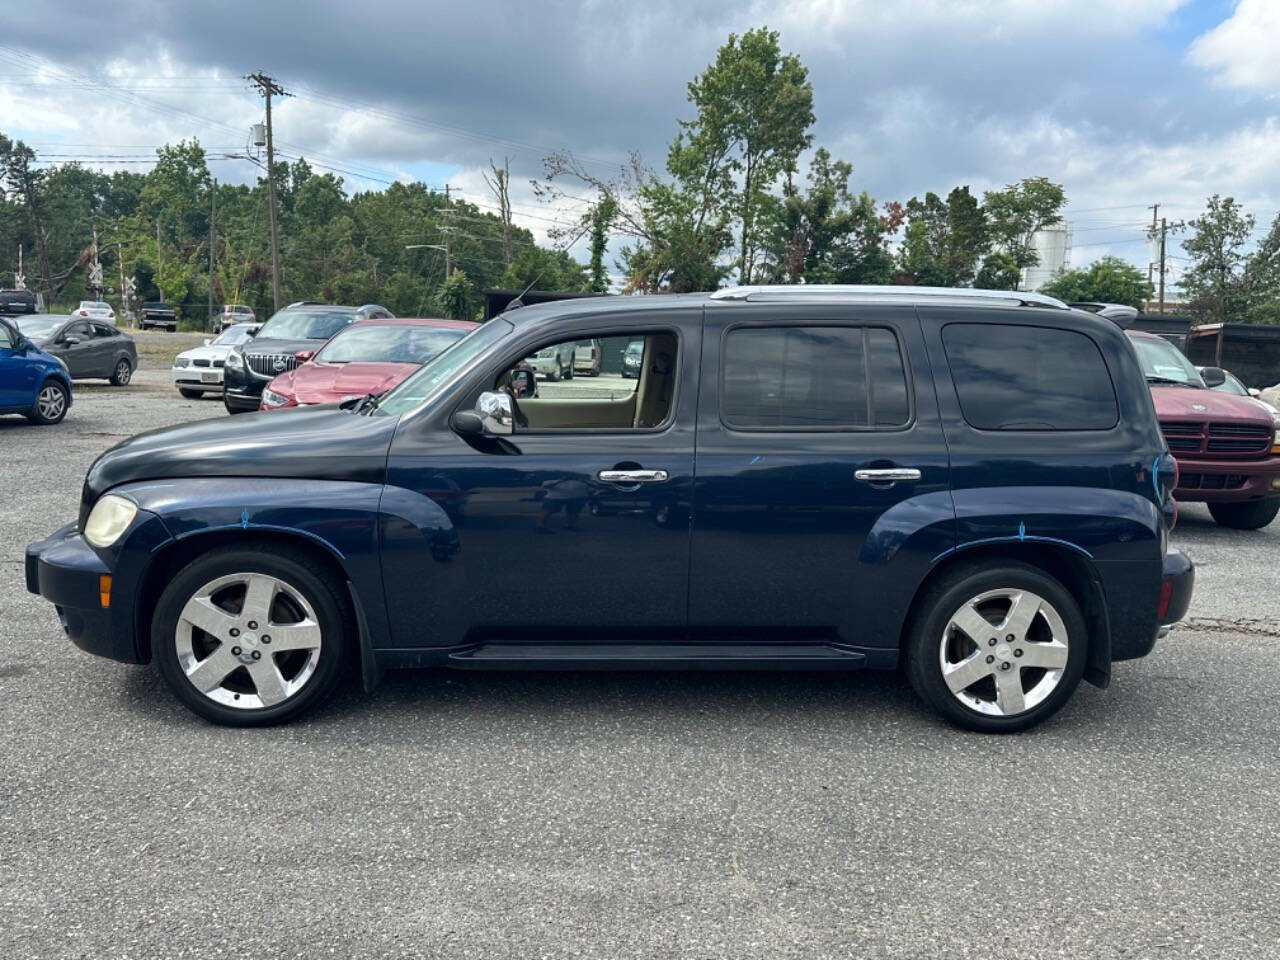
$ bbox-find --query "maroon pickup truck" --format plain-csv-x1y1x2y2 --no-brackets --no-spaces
1128,330,1280,529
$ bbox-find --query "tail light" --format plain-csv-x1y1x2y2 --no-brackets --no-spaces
1157,579,1174,620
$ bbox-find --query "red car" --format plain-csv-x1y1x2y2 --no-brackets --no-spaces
1128,330,1280,529
259,317,478,411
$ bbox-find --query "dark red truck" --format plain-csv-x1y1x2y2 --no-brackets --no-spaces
1128,330,1280,529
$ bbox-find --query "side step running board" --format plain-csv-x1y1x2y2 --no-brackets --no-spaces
447,642,866,671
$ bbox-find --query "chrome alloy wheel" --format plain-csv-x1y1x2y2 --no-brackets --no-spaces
175,572,323,710
37,384,66,420
938,588,1070,717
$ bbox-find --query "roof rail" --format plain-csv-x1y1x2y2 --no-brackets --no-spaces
708,284,1070,310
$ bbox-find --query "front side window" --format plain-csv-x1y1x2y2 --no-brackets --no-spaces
721,325,911,430
943,323,1118,430
496,332,677,430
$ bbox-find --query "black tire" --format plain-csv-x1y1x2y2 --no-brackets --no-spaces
564,363,574,380
26,378,69,425
152,544,353,726
548,367,561,383
1207,498,1280,530
109,358,133,386
904,561,1087,733
178,387,203,399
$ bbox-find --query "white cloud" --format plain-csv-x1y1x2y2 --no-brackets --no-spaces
1187,0,1280,92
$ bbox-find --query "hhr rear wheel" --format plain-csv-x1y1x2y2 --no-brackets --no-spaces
906,563,1086,733
1208,498,1280,530
154,546,351,726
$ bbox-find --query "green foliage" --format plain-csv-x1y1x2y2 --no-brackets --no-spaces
438,270,477,320
586,191,616,293
982,176,1066,273
670,27,815,283
1040,256,1152,308
974,252,1021,291
500,245,590,293
1180,195,1259,324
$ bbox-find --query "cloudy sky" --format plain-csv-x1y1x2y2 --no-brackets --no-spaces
2,0,1278,287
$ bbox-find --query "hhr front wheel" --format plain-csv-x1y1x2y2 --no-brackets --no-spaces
154,546,351,725
906,563,1086,733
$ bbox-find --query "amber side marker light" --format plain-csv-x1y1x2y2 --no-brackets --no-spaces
98,575,112,609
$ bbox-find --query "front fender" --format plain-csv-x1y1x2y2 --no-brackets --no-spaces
115,477,392,665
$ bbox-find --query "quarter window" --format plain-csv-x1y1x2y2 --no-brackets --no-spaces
721,325,911,430
942,323,1118,431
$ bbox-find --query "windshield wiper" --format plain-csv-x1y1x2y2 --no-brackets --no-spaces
1145,375,1194,387
355,392,382,415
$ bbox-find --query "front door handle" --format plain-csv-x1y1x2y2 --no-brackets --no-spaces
854,467,922,483
598,469,669,484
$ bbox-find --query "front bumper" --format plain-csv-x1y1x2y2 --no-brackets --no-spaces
1172,454,1280,502
26,512,171,664
171,367,224,390
1158,547,1194,628
222,362,268,409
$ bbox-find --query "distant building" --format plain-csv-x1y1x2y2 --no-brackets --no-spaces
1020,224,1073,291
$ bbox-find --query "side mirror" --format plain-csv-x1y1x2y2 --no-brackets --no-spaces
247,328,258,338
62,335,81,346
453,390,514,437
295,349,315,363
203,338,212,346
1200,366,1227,388
1249,388,1261,398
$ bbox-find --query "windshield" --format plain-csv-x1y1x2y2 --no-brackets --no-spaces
1130,336,1205,387
376,319,512,417
256,307,355,341
212,325,256,346
317,324,469,364
14,315,63,340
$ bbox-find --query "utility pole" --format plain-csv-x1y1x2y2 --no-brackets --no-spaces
1146,215,1186,315
208,177,217,330
246,72,289,311
1147,204,1159,297
117,242,126,322
441,183,453,276
1158,217,1168,315
156,220,162,277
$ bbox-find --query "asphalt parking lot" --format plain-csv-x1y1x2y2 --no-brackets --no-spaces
3,353,1279,959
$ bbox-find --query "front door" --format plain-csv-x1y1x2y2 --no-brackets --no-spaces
688,302,953,653
0,322,33,407
50,320,94,378
380,309,702,649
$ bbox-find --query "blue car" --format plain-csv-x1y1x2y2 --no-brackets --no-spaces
25,286,1194,731
0,316,73,424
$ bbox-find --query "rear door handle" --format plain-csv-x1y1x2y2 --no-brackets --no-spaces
598,469,669,484
854,467,922,483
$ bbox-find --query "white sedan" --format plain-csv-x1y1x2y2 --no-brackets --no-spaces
171,322,261,398
74,300,116,322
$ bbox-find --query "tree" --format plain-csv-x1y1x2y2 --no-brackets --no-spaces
586,190,616,293
895,186,987,287
980,176,1066,288
1243,213,1280,324
482,157,514,270
499,245,589,293
438,270,476,320
1040,256,1152,308
670,27,814,283
1181,195,1257,324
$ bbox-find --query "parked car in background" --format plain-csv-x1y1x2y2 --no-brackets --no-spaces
1200,365,1280,418
526,341,575,381
25,286,1192,732
221,302,395,413
260,318,477,410
573,338,602,376
171,322,261,398
1259,381,1280,411
0,288,38,314
75,300,116,323
1129,331,1280,529
0,316,72,424
139,302,177,331
621,338,644,378
218,304,256,331
15,314,137,385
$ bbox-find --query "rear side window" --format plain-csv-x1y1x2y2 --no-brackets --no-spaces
942,323,1117,430
722,325,911,429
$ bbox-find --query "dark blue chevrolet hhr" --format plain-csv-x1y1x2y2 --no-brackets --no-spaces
1,316,73,424
26,286,1194,732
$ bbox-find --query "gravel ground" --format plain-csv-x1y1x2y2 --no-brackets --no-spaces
2,368,1279,959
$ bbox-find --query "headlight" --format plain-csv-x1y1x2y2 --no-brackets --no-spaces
84,494,138,548
261,388,290,408
172,357,189,368
225,350,244,369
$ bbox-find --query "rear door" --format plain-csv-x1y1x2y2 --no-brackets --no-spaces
91,323,120,375
688,301,953,652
